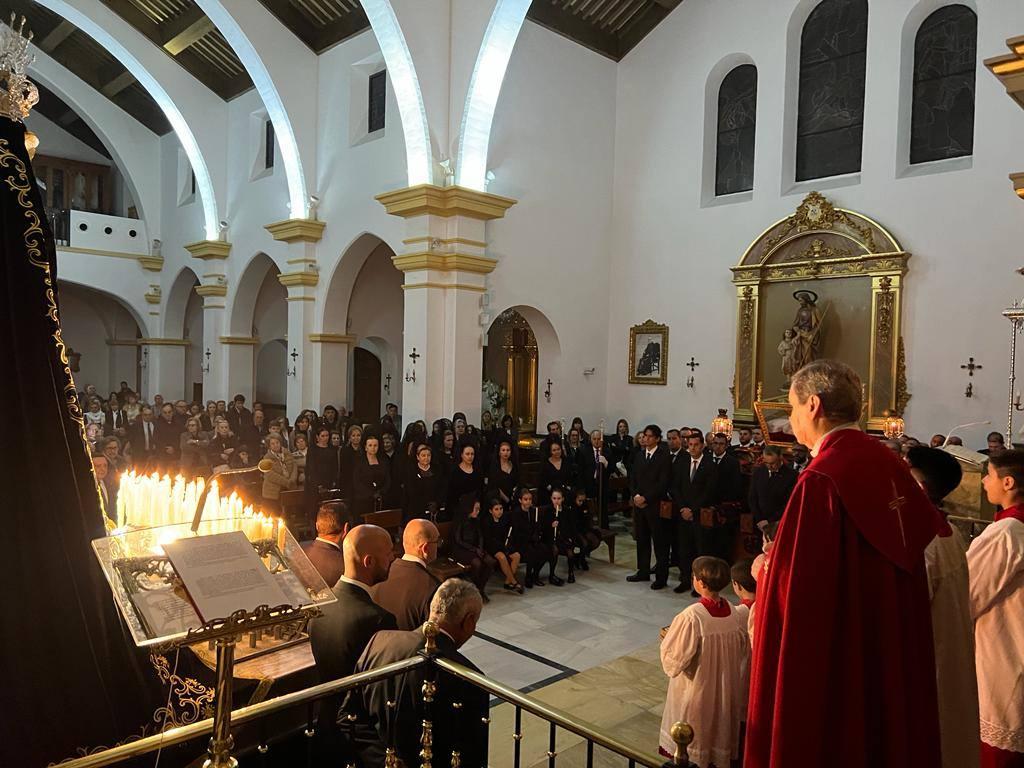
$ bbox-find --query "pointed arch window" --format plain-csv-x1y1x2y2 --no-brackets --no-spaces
716,64,758,196
911,5,976,164
796,0,869,181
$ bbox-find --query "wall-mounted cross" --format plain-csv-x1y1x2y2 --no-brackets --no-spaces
409,348,420,365
961,357,982,376
384,374,392,394
686,357,700,372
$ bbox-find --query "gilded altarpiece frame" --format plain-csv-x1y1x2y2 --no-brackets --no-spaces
731,192,911,432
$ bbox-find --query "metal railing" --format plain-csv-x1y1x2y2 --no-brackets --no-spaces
57,622,694,768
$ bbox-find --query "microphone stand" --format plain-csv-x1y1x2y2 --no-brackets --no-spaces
942,421,992,449
191,459,274,532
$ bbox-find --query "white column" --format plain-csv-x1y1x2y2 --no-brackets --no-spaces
145,341,188,400
377,185,516,426
312,335,355,412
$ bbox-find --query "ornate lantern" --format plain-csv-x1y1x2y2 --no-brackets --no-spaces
882,411,905,440
710,408,733,438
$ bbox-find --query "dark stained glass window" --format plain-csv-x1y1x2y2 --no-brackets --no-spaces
369,70,387,133
911,5,976,165
796,0,868,181
265,119,275,170
716,64,757,196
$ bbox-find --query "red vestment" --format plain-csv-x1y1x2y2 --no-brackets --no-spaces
745,429,945,768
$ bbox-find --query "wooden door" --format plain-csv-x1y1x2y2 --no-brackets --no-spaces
353,347,382,424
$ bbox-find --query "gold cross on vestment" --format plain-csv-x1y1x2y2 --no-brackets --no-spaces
889,481,907,549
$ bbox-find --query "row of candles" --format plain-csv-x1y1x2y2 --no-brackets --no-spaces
113,471,282,547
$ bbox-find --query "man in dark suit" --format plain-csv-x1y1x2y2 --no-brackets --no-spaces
129,405,157,471
709,432,743,559
309,524,397,755
226,394,254,435
152,403,182,473
748,445,797,531
345,579,488,768
672,431,719,594
626,424,672,589
580,430,612,527
372,519,441,630
300,502,349,587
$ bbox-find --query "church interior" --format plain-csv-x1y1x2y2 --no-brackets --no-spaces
4,0,1024,766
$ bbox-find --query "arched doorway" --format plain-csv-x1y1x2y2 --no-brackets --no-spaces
353,347,382,424
229,253,285,410
484,309,539,432
255,339,288,413
56,281,143,395
164,267,204,402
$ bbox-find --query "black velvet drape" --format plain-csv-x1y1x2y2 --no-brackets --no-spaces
0,118,164,765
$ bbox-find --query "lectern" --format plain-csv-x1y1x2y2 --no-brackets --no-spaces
92,518,335,768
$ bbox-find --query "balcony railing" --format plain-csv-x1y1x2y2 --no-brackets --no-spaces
56,623,695,768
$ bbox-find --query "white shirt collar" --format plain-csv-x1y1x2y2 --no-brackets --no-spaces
315,537,341,551
810,422,861,458
338,574,372,596
402,553,429,568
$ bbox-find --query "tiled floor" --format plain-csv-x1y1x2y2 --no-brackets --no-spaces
457,527,706,767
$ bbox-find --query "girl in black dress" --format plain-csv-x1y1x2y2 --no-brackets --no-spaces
539,441,573,507
486,440,519,508
570,488,601,571
451,496,494,601
445,444,482,519
482,497,524,593
352,435,390,516
543,487,576,585
402,444,440,524
514,488,556,588
339,424,363,500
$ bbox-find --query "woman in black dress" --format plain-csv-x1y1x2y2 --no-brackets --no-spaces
352,434,390,516
514,488,557,588
538,441,573,507
304,426,340,524
444,444,482,520
486,440,519,508
339,424,363,500
432,430,458,516
481,497,524,593
543,487,576,585
606,419,632,468
402,444,440,524
570,487,601,571
451,496,494,601
564,428,585,490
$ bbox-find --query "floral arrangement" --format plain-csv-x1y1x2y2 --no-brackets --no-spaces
482,379,509,420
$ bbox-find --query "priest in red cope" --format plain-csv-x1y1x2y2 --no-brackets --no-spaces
745,360,945,768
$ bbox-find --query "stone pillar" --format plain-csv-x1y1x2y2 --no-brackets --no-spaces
311,334,356,412
266,218,326,416
220,336,259,402
185,239,232,404
376,185,516,425
143,339,189,401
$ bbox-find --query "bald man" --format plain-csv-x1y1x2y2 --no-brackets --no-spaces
372,520,442,631
308,524,397,746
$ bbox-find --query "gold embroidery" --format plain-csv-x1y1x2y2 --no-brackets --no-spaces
150,652,216,727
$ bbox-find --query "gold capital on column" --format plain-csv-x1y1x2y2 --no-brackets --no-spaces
376,185,517,220
265,218,327,243
185,239,232,260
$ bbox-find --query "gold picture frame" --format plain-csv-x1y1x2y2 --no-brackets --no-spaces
753,399,798,448
628,320,669,385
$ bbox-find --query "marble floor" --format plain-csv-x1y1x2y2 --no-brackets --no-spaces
458,527,704,766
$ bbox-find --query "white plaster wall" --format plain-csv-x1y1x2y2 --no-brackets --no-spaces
486,20,618,430
26,112,111,166
58,283,141,395
607,0,1024,447
183,288,204,401
348,244,404,410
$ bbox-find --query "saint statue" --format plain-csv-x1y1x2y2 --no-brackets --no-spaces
777,329,799,380
781,290,825,376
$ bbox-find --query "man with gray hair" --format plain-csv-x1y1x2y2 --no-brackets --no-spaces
345,578,488,767
745,360,945,768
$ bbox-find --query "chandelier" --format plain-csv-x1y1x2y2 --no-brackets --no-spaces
710,408,733,438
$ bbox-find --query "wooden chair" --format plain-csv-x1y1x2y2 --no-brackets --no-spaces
361,508,404,556
278,489,310,539
606,475,632,518
596,529,616,563
428,520,469,581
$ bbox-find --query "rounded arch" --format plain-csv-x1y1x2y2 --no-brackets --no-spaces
35,0,220,239
230,252,280,337
29,64,153,229
321,232,400,335
57,276,150,337
702,53,758,202
163,266,200,339
484,304,560,431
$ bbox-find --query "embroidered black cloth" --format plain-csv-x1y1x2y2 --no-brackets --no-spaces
0,119,163,764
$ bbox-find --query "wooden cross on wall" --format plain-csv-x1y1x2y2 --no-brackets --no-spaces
686,357,700,372
961,357,982,376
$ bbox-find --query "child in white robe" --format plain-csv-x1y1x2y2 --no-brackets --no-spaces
969,450,1024,768
659,556,749,768
731,559,756,646
906,446,979,768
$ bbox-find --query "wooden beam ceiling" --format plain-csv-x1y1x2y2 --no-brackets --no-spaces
526,0,684,60
257,0,371,53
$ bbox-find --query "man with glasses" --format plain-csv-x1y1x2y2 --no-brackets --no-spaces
626,424,672,589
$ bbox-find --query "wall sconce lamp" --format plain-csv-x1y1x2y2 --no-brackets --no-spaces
544,379,553,402
139,346,149,370
406,347,420,383
384,374,392,395
583,368,595,377
285,348,298,378
686,376,695,389
201,348,211,374
881,411,905,440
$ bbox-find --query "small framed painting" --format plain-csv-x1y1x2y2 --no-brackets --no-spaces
753,400,798,447
628,320,669,385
